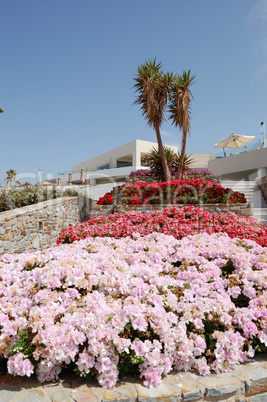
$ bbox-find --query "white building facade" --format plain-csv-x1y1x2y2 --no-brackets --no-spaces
58,139,213,186
208,147,267,181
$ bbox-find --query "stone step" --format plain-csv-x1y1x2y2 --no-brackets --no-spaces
221,181,267,207
252,208,267,225
221,180,267,223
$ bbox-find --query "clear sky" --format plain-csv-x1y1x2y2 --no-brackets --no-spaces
1,0,267,184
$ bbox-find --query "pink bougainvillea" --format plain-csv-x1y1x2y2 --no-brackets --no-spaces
1,232,266,388
57,206,267,247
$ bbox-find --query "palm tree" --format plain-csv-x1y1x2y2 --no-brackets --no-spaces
0,109,3,114
4,169,20,187
145,146,179,181
134,59,171,182
168,70,195,180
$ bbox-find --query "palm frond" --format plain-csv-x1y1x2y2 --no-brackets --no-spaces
168,70,195,132
167,70,195,180
133,59,169,129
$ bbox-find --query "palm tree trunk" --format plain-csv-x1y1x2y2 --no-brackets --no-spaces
176,129,187,180
155,126,171,182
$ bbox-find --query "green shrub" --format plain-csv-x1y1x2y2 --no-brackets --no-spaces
0,185,83,213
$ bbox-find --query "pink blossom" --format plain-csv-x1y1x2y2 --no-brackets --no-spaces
132,315,148,332
98,367,119,389
7,353,34,377
243,321,258,338
1,229,267,388
131,340,151,357
76,352,95,373
142,365,164,388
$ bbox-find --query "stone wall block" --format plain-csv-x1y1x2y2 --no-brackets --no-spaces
0,197,84,255
4,241,11,250
16,220,23,229
244,368,267,396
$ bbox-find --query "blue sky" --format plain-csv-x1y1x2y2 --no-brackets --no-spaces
1,0,267,184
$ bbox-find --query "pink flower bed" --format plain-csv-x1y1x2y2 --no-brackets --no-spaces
57,206,267,247
0,232,267,388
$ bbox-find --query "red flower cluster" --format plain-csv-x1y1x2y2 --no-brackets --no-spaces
97,179,246,206
56,206,267,246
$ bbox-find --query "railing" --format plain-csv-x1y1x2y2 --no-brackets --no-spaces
72,165,135,174
96,164,110,171
116,162,132,168
63,164,149,176
58,171,71,176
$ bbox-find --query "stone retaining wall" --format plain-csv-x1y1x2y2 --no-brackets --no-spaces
0,197,91,255
0,352,266,400
91,202,253,217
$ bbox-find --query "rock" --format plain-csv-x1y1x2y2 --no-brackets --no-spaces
32,236,40,249
244,368,267,395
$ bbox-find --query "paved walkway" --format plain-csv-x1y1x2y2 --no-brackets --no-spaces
0,353,267,401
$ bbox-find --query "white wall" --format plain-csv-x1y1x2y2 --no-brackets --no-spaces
208,148,267,180
71,139,178,172
59,166,144,186
190,153,214,169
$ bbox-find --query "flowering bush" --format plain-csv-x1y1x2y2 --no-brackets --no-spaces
186,169,218,182
1,232,266,388
129,168,218,183
129,169,154,178
56,206,267,246
97,179,246,206
186,169,216,177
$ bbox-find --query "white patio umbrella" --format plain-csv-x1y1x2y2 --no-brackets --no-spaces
214,133,255,156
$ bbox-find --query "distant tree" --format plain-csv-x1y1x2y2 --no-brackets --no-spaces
168,70,195,180
4,169,21,187
134,59,171,182
0,109,3,114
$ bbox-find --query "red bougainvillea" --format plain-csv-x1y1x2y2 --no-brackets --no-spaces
57,206,266,246
97,179,246,206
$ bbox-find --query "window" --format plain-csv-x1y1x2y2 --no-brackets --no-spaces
97,163,110,170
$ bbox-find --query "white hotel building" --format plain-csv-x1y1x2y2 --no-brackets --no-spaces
58,139,213,186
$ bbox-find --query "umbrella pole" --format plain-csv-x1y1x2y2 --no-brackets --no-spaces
223,148,226,157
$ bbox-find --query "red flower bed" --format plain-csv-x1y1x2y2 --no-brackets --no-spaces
97,179,246,206
57,206,267,246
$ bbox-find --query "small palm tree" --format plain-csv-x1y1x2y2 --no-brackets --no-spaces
4,169,20,187
145,147,193,181
168,70,195,180
134,59,171,181
145,146,179,181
